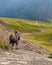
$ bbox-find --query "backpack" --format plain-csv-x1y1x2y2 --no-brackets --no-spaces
16,35,20,41
18,36,20,41
13,35,17,41
9,35,13,40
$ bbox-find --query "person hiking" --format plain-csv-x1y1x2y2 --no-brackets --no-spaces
15,30,20,49
9,33,17,50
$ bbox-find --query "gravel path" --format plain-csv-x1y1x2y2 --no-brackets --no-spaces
0,49,52,65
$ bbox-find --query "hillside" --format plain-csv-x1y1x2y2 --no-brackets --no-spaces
0,18,52,51
0,18,52,65
0,19,49,54
0,23,52,65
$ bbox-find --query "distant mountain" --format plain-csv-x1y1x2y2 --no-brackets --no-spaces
0,0,52,21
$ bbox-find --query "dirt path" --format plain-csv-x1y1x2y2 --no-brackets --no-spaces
0,49,52,65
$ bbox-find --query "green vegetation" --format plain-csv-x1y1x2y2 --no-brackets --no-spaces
0,40,5,49
48,53,52,58
0,18,42,33
0,18,52,51
23,32,52,51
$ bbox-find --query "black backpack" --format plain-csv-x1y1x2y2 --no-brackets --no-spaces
18,36,20,41
9,35,13,40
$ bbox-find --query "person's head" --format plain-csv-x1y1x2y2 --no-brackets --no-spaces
11,33,14,36
15,30,19,34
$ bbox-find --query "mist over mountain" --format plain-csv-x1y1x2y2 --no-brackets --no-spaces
0,0,52,21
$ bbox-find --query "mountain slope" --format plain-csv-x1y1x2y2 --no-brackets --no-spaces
0,20,52,65
0,18,50,54
0,18,52,51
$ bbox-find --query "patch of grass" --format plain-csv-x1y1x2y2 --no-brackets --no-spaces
23,33,52,51
0,40,5,49
48,53,52,58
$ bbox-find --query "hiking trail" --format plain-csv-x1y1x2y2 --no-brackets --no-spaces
0,21,52,65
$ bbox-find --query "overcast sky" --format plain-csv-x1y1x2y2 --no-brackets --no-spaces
0,0,52,20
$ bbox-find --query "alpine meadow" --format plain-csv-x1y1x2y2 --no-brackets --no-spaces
0,18,52,51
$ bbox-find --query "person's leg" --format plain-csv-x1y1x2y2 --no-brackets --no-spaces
12,43,14,50
11,40,17,50
8,40,12,50
16,40,18,49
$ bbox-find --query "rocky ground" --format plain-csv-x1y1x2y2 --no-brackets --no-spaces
0,49,52,65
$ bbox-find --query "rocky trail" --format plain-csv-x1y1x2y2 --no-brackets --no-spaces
0,49,52,65
0,21,52,65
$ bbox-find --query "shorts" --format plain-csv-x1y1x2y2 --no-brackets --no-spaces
10,39,16,45
13,40,16,44
10,39,13,43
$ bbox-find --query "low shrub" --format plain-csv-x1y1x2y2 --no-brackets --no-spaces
48,53,52,58
0,40,5,49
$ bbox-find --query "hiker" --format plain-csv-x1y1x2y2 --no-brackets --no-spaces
15,30,20,49
9,33,17,50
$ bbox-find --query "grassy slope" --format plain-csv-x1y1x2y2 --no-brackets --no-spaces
0,18,42,33
0,18,52,51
